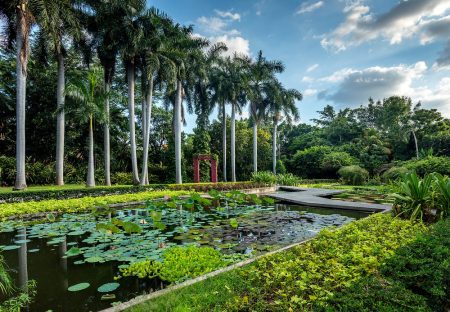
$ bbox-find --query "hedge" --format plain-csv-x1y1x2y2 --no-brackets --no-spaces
0,190,189,219
0,182,267,203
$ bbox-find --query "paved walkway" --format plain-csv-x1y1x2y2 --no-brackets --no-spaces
268,186,391,212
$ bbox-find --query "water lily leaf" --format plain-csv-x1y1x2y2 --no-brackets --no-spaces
67,230,86,236
28,249,40,253
2,245,21,251
68,283,90,292
85,256,104,263
15,239,30,244
101,294,116,300
229,218,239,229
97,282,120,293
66,247,82,257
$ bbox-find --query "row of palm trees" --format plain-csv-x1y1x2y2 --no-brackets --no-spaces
1,0,302,189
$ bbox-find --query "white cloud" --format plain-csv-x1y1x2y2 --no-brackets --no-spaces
321,0,450,56
304,89,318,96
296,1,324,15
215,10,241,21
318,62,429,105
209,35,250,57
306,64,319,72
196,9,242,36
302,76,314,83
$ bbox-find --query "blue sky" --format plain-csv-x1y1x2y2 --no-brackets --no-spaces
150,0,450,130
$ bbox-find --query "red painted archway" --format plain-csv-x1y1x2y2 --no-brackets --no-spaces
193,154,218,183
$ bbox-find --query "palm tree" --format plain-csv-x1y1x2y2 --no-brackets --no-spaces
246,51,285,173
33,0,80,186
83,0,145,186
137,9,176,185
117,2,145,185
1,1,34,190
164,25,209,184
266,80,302,174
223,55,248,182
66,68,108,187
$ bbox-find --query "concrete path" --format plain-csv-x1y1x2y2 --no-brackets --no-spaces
268,186,391,212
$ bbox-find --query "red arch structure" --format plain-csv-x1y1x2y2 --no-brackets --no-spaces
193,154,218,183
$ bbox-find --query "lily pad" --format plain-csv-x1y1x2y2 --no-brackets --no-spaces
15,239,30,244
97,282,120,293
85,256,104,263
2,245,21,251
28,249,40,253
68,282,90,292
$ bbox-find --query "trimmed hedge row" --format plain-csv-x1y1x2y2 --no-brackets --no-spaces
0,190,189,219
0,182,268,203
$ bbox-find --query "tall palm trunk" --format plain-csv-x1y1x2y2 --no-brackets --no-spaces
253,122,258,173
103,76,111,186
140,77,153,185
55,52,65,186
412,130,419,159
127,61,140,184
174,80,182,184
14,2,30,191
230,101,236,182
86,115,95,187
222,102,227,182
272,118,278,174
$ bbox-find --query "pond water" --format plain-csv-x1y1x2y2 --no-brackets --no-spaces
0,202,369,312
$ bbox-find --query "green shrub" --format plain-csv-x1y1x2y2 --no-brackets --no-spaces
338,165,369,185
316,276,431,312
276,159,287,174
250,171,277,185
320,151,357,174
292,146,334,178
391,172,449,222
0,190,189,218
382,166,410,182
120,245,227,283
111,172,134,185
276,173,301,186
228,214,425,311
403,156,450,177
382,218,450,311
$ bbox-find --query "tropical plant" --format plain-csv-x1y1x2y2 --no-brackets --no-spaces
432,173,450,219
250,171,277,185
391,172,435,222
65,67,109,187
276,173,301,186
245,50,285,173
381,166,410,182
33,0,80,186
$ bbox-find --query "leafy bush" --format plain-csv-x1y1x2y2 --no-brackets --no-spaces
250,171,277,185
381,218,450,311
403,156,450,177
276,173,301,186
228,214,425,311
111,172,134,185
291,146,334,178
320,151,357,174
120,245,227,283
276,159,287,174
0,190,189,219
382,166,410,182
391,172,449,222
338,165,369,185
316,276,431,312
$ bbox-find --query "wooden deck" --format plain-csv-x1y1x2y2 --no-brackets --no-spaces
268,186,391,213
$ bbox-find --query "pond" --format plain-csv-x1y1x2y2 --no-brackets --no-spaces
0,195,369,312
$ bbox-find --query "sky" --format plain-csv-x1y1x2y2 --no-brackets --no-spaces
152,0,450,130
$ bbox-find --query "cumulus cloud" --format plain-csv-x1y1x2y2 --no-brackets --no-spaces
296,1,324,15
306,64,319,72
209,35,250,57
304,89,318,97
321,0,450,54
196,9,242,36
318,62,428,105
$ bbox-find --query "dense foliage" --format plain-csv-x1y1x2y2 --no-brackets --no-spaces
337,165,369,185
126,214,427,312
